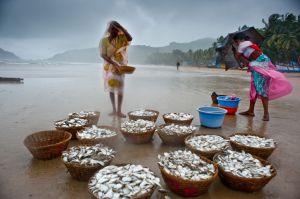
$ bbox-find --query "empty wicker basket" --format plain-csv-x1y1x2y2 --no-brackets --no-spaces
213,153,277,192
128,109,159,122
24,130,72,160
158,156,218,197
229,133,276,159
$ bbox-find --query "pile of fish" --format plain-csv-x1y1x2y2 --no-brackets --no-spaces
164,113,193,121
121,119,156,133
69,111,97,118
62,144,115,166
89,164,160,198
159,124,196,135
55,118,87,128
130,109,157,117
77,125,117,139
186,135,229,151
230,135,276,148
158,150,215,180
214,150,273,178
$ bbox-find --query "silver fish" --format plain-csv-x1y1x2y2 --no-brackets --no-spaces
158,124,196,135
214,150,273,178
158,150,215,180
164,112,193,121
77,125,117,139
230,135,276,148
186,135,229,151
121,119,155,133
55,118,87,128
68,111,97,118
130,109,157,117
88,164,160,199
62,144,115,166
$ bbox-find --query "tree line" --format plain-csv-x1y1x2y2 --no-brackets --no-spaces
144,13,300,67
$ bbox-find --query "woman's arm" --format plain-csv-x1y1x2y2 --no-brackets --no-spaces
100,38,120,66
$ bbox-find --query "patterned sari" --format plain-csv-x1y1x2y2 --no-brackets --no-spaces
100,34,129,94
249,54,293,101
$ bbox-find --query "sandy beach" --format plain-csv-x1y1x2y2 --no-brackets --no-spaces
0,63,299,199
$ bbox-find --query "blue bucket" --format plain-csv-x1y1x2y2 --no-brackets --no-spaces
197,107,227,128
217,96,241,108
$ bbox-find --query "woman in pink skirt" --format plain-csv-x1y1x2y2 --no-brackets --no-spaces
232,33,293,121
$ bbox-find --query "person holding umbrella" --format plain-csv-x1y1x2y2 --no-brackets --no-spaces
232,33,293,121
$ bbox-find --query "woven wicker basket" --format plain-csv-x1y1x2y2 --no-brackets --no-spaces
120,128,156,144
88,164,157,199
213,153,277,192
163,113,193,125
24,130,72,160
158,156,218,197
185,134,229,160
119,65,136,74
62,146,114,181
128,109,159,122
55,119,87,139
69,111,100,127
156,124,196,146
76,125,118,147
229,133,276,159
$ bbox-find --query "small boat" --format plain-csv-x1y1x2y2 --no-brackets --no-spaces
0,77,24,83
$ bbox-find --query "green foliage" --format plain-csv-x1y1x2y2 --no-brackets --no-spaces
260,13,300,64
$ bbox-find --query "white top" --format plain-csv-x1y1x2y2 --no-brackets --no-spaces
237,41,255,58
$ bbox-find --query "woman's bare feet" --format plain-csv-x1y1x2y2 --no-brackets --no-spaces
117,112,126,118
239,111,255,117
262,114,269,121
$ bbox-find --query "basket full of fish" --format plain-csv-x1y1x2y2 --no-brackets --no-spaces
185,134,230,159
76,125,118,146
88,164,160,199
120,119,156,144
229,133,277,159
213,150,277,192
69,111,100,126
163,112,193,125
128,109,159,122
156,124,197,146
158,150,218,197
55,118,88,139
62,144,115,181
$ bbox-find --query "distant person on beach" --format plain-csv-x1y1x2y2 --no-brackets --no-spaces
176,61,180,71
100,21,132,118
232,33,293,121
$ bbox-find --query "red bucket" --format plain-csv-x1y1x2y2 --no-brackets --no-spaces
219,106,238,115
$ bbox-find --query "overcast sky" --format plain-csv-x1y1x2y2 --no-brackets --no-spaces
0,0,299,59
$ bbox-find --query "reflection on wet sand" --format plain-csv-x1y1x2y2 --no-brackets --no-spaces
0,64,299,199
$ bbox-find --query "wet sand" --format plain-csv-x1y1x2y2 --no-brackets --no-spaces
0,64,299,199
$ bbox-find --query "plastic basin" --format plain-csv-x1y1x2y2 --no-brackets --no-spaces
197,107,227,128
219,106,238,115
217,96,241,108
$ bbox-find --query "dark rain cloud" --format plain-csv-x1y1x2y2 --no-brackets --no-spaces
0,0,299,59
